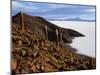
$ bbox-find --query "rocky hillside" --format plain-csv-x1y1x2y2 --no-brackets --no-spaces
11,12,96,74
12,12,84,43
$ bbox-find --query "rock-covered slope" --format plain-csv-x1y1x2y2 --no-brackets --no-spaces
12,12,84,43
11,12,96,74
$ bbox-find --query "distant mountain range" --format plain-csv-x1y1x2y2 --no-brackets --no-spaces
47,17,96,22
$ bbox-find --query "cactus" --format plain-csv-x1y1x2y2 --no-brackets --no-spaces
60,29,62,42
59,29,63,48
20,12,24,32
45,25,48,40
60,33,63,47
59,29,62,42
56,29,59,46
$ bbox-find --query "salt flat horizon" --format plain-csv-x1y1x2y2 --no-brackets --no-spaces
50,21,96,58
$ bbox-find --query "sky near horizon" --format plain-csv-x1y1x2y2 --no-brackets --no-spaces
12,1,96,21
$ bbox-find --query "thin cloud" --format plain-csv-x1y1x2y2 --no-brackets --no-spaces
12,1,50,14
47,4,68,9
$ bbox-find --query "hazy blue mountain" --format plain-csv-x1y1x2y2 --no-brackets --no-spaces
47,17,95,22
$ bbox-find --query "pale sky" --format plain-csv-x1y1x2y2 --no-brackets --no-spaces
12,1,96,21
